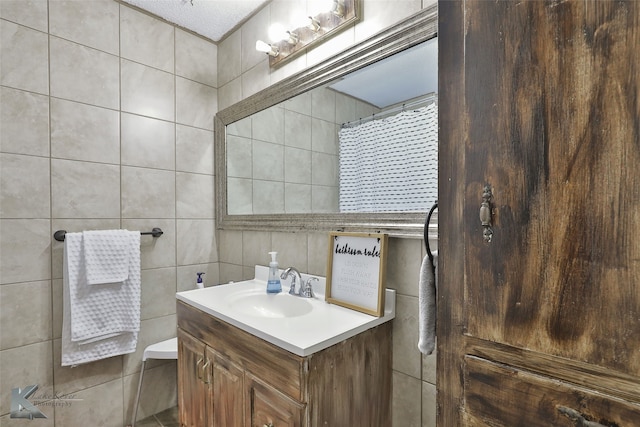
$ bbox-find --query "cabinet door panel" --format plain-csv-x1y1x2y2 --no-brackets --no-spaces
208,348,244,427
462,0,640,376
178,329,207,427
464,356,640,426
246,375,306,427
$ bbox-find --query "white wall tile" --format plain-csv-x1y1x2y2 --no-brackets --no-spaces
0,0,48,32
0,153,50,218
217,30,241,87
0,87,50,156
0,20,48,94
253,140,284,181
284,110,312,150
51,159,120,218
0,280,51,350
392,294,421,378
50,36,119,109
227,135,253,178
121,113,176,170
49,0,119,55
120,4,174,72
51,99,120,164
392,371,422,427
253,180,284,214
176,219,217,265
53,378,124,427
0,341,54,416
176,125,214,175
176,172,214,219
121,59,175,121
284,183,311,213
0,219,51,284
141,267,177,320
121,166,176,219
176,29,217,87
176,77,217,130
284,147,311,184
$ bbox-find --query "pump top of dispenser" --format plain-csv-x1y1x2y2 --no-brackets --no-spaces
268,251,278,266
196,272,205,289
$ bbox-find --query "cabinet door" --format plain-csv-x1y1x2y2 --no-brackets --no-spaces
246,375,306,427
178,329,207,427
438,0,640,425
207,348,244,427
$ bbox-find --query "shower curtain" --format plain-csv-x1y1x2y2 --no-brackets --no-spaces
338,102,438,212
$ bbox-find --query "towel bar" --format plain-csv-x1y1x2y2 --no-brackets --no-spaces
425,201,437,264
53,228,163,242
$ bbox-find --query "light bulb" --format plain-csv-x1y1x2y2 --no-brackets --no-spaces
268,23,288,43
255,40,279,57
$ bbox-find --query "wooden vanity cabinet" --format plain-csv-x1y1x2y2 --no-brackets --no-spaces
176,300,391,427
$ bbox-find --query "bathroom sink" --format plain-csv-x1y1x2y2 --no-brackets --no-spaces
176,265,396,356
226,291,313,318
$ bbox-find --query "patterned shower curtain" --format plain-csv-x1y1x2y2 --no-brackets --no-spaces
338,102,438,212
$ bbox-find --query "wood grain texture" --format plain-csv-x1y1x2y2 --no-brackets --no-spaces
178,301,306,401
463,0,640,375
466,336,640,405
177,301,392,427
437,0,468,425
464,356,640,426
209,348,245,427
177,329,207,427
440,0,640,425
246,374,306,427
306,322,392,426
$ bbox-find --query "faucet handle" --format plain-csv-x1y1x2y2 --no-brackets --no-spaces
301,277,318,298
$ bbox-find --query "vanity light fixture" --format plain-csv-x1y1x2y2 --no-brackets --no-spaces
308,16,321,32
255,40,279,57
255,0,361,68
331,0,346,18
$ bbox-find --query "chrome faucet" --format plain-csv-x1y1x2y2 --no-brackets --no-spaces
280,267,302,295
280,267,317,298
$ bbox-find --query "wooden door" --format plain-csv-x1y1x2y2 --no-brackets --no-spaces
208,348,245,427
177,329,207,427
438,1,640,425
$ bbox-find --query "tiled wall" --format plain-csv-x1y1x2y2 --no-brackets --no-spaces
0,1,217,426
216,1,438,426
226,84,379,215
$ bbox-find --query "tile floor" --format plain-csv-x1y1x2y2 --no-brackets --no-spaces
133,406,179,427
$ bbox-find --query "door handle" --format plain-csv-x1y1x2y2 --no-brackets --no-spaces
479,184,493,242
557,406,607,427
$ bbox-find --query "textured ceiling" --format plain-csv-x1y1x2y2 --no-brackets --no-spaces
121,0,268,42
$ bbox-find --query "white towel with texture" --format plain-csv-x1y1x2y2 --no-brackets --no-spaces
61,231,141,366
82,230,131,285
418,251,437,355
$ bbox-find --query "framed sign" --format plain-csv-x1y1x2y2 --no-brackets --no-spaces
325,232,388,317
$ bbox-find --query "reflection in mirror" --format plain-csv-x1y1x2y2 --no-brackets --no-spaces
227,38,437,216
216,6,438,237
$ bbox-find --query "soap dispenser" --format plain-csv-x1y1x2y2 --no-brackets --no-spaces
266,251,282,294
196,272,205,289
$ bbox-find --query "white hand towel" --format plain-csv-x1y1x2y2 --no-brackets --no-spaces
61,231,141,366
418,251,437,355
82,229,131,285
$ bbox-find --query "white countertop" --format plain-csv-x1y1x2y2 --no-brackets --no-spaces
176,266,396,356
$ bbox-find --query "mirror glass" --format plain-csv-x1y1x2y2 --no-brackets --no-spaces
216,7,438,237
